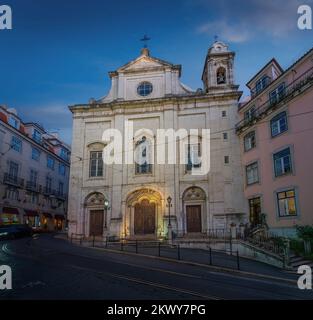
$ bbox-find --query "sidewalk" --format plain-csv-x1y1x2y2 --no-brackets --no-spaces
91,241,299,282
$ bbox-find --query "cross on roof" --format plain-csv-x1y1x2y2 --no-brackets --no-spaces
140,34,151,48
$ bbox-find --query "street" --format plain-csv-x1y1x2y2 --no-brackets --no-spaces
0,234,312,300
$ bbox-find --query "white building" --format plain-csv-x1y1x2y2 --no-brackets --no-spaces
0,106,70,230
68,41,246,240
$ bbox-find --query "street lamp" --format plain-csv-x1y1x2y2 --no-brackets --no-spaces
104,200,110,229
166,196,172,225
166,196,173,243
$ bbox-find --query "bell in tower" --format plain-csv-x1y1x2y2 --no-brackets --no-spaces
201,40,236,93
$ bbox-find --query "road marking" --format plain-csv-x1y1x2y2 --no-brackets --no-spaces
22,281,46,288
103,259,202,279
69,264,221,300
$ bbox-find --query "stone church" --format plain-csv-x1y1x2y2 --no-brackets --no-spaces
68,40,246,240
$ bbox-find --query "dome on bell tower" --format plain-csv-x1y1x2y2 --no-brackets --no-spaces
209,41,229,54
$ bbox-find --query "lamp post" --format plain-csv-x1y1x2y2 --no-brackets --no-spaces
166,196,173,244
104,200,110,229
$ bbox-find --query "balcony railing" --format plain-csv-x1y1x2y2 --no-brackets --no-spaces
55,191,67,200
25,181,41,193
42,188,66,200
236,65,313,134
43,187,55,196
3,173,24,187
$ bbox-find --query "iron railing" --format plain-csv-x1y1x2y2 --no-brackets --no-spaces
174,228,245,240
246,235,285,256
55,191,67,200
71,234,242,271
43,187,54,196
42,187,67,200
3,173,24,187
25,181,41,193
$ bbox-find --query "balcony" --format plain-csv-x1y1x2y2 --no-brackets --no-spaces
55,191,67,201
236,66,313,134
43,187,55,196
26,181,41,193
42,188,66,200
3,173,24,188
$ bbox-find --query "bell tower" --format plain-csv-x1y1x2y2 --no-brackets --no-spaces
202,40,236,93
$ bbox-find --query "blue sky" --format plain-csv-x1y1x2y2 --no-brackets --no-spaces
1,0,312,143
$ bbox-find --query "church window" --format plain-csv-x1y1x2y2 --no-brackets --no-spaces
217,67,226,85
137,82,153,97
89,151,103,177
186,136,202,172
135,136,152,174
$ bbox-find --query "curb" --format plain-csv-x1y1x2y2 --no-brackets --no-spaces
83,243,297,285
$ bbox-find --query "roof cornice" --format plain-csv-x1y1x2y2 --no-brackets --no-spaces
69,90,242,113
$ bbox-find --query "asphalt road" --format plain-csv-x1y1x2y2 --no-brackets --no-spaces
0,234,312,300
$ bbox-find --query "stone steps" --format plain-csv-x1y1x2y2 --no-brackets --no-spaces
289,255,313,270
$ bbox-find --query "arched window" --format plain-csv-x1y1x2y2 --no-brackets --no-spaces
217,67,226,85
186,136,202,172
135,136,153,174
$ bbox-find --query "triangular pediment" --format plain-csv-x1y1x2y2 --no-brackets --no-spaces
118,54,174,72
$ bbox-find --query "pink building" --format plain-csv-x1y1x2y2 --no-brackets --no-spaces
236,47,313,237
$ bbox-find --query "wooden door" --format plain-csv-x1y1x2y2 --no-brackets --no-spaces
186,205,202,233
249,197,261,227
134,200,156,235
89,210,104,236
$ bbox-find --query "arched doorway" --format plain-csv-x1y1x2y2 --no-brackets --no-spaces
134,199,156,235
84,192,108,237
183,187,206,234
126,188,162,238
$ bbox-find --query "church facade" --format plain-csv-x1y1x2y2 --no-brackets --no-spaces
68,41,246,240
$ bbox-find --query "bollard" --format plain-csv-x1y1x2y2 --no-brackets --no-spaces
121,241,124,251
209,247,212,265
177,244,181,260
158,241,161,257
70,233,73,244
230,236,233,255
92,234,95,247
236,250,240,270
105,237,108,248
135,240,138,254
79,236,82,246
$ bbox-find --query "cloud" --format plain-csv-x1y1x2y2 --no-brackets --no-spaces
196,20,251,43
195,0,313,42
